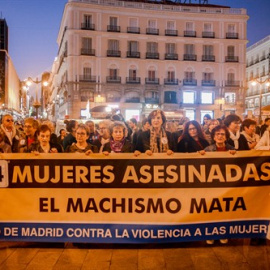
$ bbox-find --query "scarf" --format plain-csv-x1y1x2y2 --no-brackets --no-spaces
110,137,125,153
149,127,169,153
100,137,110,152
229,130,240,150
241,131,259,144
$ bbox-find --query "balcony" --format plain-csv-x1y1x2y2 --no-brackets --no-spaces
146,52,159,59
202,55,215,62
225,80,240,87
145,98,159,104
146,28,159,35
145,78,159,84
165,53,178,60
164,78,179,85
107,25,120,32
126,51,140,58
106,76,121,83
127,27,140,34
79,75,96,82
201,80,216,86
165,29,178,36
81,48,95,56
125,97,140,103
107,50,121,57
225,56,239,62
226,32,239,39
183,54,197,61
126,77,141,84
184,30,196,37
81,23,95,30
183,79,197,86
202,31,215,38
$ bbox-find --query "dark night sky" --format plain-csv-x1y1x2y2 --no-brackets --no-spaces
0,0,270,80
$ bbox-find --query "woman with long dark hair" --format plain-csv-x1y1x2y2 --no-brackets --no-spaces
177,120,209,153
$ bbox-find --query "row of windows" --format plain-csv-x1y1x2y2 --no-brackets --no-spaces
81,15,239,39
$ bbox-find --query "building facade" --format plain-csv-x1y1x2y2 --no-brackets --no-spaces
245,35,270,122
47,0,248,122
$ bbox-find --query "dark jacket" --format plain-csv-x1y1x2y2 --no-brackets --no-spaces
135,130,174,153
227,134,249,150
28,142,63,153
65,143,98,153
177,137,209,153
63,133,76,151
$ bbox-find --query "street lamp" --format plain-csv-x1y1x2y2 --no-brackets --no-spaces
251,76,270,123
23,77,48,119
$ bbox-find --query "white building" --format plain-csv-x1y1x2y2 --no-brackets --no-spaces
246,35,270,122
47,0,248,122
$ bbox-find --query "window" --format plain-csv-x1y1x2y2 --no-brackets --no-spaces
225,92,236,104
228,24,236,33
186,22,194,31
82,37,92,50
203,23,212,31
109,69,118,78
148,70,156,80
201,92,213,104
185,44,194,54
128,41,138,52
183,91,195,104
227,73,235,82
108,40,119,51
129,69,137,79
203,45,213,56
84,15,92,26
203,72,213,81
164,91,177,103
83,67,91,77
167,70,175,81
167,21,175,30
185,71,195,80
148,20,157,28
166,43,176,54
129,18,138,27
147,42,158,53
227,46,235,57
185,110,195,121
110,17,118,26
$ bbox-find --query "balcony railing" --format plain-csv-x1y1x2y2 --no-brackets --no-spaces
184,30,196,37
126,77,141,84
165,29,178,36
126,51,140,58
81,48,95,56
146,52,159,59
81,23,95,30
183,54,197,61
201,80,216,86
202,31,215,38
226,32,239,39
79,75,96,82
145,78,159,84
125,97,140,103
145,98,159,104
165,53,178,60
107,25,120,32
202,55,215,62
183,79,197,86
164,78,179,85
127,27,140,34
106,76,121,83
225,80,240,87
107,50,121,57
146,28,159,35
225,56,239,62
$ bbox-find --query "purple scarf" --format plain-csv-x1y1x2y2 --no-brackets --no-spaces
110,137,125,153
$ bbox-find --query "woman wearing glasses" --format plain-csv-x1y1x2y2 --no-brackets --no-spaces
65,123,98,154
177,120,209,153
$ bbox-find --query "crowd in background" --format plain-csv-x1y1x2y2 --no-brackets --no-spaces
0,110,269,155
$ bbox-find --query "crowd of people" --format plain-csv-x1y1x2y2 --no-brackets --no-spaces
0,110,270,155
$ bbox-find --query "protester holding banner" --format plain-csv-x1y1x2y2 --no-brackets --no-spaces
28,124,63,153
224,114,249,151
66,123,98,154
255,125,270,150
92,120,112,152
102,121,132,154
177,120,209,153
19,118,39,153
134,109,174,155
0,114,20,153
241,119,260,149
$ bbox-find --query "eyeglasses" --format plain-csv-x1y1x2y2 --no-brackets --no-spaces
5,119,14,122
76,132,87,136
215,133,226,136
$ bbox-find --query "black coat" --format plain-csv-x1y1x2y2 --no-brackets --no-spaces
135,130,174,153
103,139,133,153
227,134,249,150
177,137,209,153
